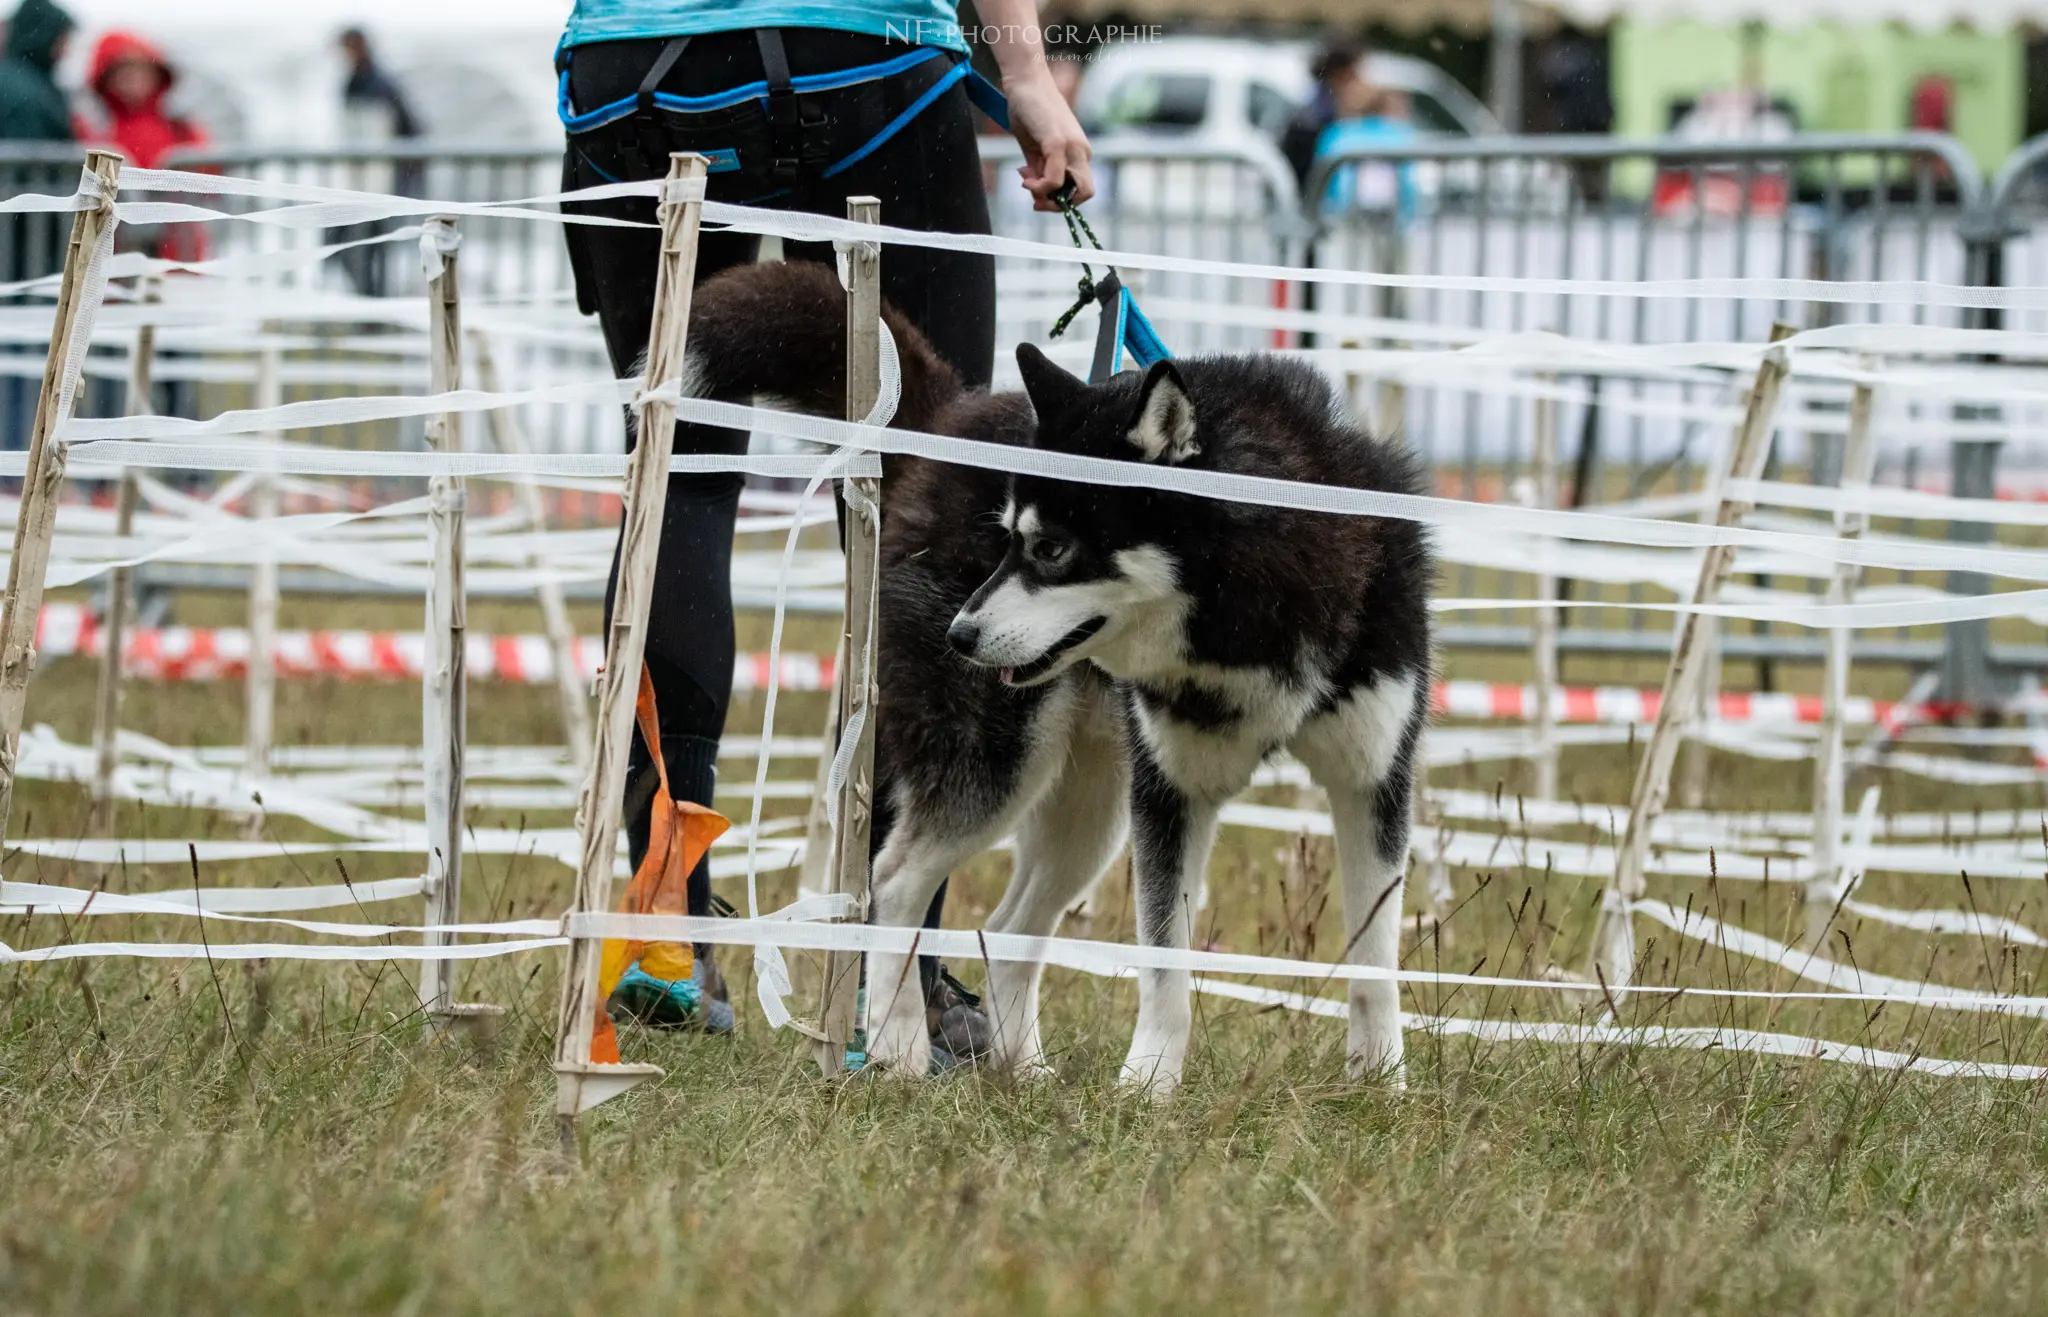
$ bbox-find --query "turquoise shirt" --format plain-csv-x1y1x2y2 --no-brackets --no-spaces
1315,117,1421,222
561,2,969,53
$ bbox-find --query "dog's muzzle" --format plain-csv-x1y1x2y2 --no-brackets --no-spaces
979,616,1107,688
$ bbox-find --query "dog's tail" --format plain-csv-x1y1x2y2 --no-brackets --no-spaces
649,260,961,435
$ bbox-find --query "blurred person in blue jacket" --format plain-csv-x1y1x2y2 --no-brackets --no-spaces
1315,82,1418,221
331,27,421,297
1281,37,1362,188
0,0,73,450
0,0,72,142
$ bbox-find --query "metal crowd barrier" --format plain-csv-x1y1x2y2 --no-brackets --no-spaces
144,145,614,468
0,131,2042,695
0,145,99,456
1305,132,1990,488
1987,133,2048,338
166,144,570,300
1305,132,2014,699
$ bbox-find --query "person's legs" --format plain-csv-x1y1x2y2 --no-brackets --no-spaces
562,28,1001,1031
565,30,770,754
562,37,770,1026
566,186,755,853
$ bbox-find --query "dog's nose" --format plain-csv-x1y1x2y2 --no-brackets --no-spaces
946,617,981,656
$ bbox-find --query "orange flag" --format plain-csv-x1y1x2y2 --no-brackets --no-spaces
590,666,731,1064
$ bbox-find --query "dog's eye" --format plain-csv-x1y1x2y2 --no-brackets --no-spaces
1031,537,1071,566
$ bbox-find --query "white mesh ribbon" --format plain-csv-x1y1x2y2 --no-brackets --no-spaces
824,476,880,835
418,219,461,285
746,445,856,1030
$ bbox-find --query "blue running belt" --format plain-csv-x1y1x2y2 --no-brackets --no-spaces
558,35,1173,372
559,45,944,134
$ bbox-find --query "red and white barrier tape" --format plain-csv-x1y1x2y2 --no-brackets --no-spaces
32,602,833,689
37,603,1998,727
1429,679,1913,727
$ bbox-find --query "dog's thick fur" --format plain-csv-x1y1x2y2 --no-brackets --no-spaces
682,262,1434,1093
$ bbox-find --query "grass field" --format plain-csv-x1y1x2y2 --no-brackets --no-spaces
5,588,2048,1314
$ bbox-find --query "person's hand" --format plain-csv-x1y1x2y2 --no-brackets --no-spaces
1006,71,1094,212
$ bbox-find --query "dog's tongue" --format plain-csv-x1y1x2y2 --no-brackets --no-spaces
998,667,1016,687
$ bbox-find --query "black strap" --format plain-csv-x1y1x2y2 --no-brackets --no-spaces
1088,271,1124,384
637,35,691,113
1048,180,1108,345
756,28,800,186
755,28,796,126
619,35,690,172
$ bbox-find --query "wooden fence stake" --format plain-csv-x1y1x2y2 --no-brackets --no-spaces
1530,372,1561,801
416,217,497,1032
813,196,885,1078
89,276,158,840
1584,324,1794,994
1678,358,1748,814
471,326,593,770
0,149,122,850
1679,623,1721,809
1807,370,1878,948
243,330,281,812
553,154,708,1140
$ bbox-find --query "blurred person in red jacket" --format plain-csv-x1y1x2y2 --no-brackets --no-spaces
83,30,203,166
80,30,207,259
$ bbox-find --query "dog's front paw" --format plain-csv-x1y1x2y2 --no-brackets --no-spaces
1116,1055,1182,1102
1346,1003,1404,1090
866,1030,933,1080
1345,1049,1406,1092
865,1006,934,1080
990,1034,1052,1080
1347,1057,1408,1093
1007,1058,1058,1084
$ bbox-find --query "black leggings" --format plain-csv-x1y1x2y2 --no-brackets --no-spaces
561,29,993,932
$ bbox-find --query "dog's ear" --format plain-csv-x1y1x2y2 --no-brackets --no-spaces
1126,360,1198,464
1016,342,1086,423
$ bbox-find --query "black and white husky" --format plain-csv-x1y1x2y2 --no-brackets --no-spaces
682,263,1433,1094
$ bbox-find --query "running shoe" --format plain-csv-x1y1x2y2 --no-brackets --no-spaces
927,964,994,1071
607,954,736,1034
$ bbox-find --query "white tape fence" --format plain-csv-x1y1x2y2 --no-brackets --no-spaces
0,159,2042,1092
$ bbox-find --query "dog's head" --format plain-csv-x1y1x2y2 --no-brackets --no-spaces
945,344,1201,686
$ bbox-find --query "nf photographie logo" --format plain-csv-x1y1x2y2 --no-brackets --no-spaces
887,20,1163,49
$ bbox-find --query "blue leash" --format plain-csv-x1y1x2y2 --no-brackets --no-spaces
858,62,1174,380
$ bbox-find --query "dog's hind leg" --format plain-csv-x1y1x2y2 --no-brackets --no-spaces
1293,671,1427,1086
983,707,1130,1078
1121,770,1221,1097
1320,776,1410,1085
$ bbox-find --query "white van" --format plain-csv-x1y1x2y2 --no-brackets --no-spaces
1074,37,1498,152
